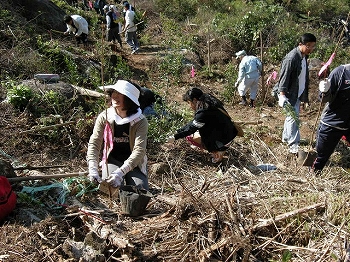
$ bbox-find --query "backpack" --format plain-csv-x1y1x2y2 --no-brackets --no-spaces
0,176,16,221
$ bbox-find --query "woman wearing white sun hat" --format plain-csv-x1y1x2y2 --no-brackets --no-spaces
87,80,149,190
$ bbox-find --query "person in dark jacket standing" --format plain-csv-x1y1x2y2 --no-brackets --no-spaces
312,64,350,172
104,5,123,47
276,33,316,154
167,88,238,163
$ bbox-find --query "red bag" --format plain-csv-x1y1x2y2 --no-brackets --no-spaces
0,176,16,221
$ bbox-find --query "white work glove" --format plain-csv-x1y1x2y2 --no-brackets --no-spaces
166,135,175,143
278,94,288,107
319,78,330,93
88,160,102,183
106,169,125,188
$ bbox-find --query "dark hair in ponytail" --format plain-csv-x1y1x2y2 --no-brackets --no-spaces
183,87,224,109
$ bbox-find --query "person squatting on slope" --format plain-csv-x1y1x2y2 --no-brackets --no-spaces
167,88,238,163
87,80,149,190
63,15,89,45
276,33,316,154
234,50,262,107
312,64,350,173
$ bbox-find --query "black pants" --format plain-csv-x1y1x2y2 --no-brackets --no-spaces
313,123,349,171
76,33,88,44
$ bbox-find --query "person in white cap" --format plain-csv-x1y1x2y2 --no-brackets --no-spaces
87,80,149,190
234,50,262,107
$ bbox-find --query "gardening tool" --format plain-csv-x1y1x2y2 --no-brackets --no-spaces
119,21,144,34
296,93,324,167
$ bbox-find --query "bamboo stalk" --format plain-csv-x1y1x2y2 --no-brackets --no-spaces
235,120,263,126
7,171,88,182
14,165,66,170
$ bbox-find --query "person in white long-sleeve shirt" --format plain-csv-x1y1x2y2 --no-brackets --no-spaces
122,2,139,54
234,50,262,107
63,15,89,45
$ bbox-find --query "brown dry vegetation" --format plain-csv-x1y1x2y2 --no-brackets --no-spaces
1,1,350,262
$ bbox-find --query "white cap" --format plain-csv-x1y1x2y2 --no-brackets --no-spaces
109,5,117,11
100,80,140,106
235,50,246,57
103,5,109,10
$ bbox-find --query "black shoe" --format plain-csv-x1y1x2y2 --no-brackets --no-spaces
239,96,247,106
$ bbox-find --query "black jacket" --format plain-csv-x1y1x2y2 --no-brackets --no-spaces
321,64,350,129
174,107,237,152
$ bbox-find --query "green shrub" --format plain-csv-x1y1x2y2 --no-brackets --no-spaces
153,0,197,22
147,103,192,143
157,53,184,84
5,82,36,111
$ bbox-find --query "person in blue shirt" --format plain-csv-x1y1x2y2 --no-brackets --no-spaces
234,50,262,107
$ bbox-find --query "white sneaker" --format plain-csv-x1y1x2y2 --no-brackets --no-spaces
289,144,299,154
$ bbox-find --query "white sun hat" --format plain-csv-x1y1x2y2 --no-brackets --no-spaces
235,50,247,58
100,80,140,106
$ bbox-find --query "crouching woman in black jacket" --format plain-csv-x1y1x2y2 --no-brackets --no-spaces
167,87,238,163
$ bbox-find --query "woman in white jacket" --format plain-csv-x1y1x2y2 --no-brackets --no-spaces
64,15,89,45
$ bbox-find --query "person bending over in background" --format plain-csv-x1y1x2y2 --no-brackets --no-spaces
139,86,165,118
234,50,262,107
63,15,89,45
276,33,316,154
312,64,350,173
87,80,149,190
167,87,238,163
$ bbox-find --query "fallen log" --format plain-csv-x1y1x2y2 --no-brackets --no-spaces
72,85,105,98
19,121,76,135
251,202,325,232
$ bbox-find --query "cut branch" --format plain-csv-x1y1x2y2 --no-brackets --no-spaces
251,202,325,231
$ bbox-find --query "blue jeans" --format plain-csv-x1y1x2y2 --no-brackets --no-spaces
125,31,139,51
282,99,300,148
